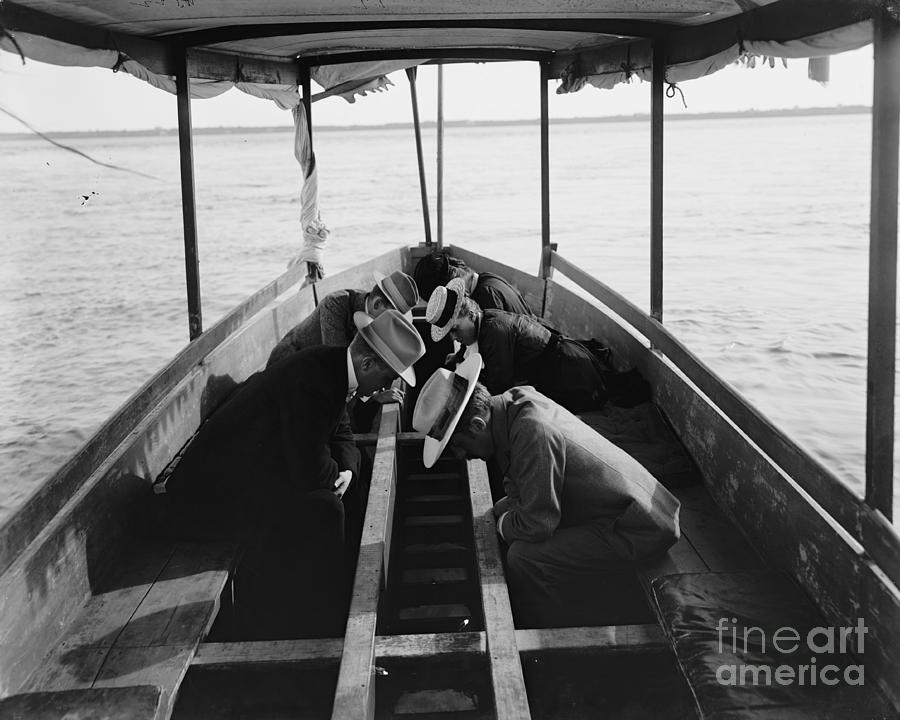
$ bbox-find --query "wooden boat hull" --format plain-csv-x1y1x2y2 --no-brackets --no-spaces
1,244,897,718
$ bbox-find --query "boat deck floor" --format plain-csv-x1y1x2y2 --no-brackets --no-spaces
11,398,861,719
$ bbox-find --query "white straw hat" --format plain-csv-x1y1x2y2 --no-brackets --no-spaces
425,277,467,342
412,353,483,468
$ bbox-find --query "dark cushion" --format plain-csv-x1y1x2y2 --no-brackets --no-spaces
651,572,890,719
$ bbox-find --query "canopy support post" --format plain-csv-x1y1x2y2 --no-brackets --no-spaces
175,46,202,340
406,67,433,247
436,64,445,250
650,40,665,323
866,3,900,520
539,60,551,280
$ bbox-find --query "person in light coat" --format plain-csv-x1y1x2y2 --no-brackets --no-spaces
413,355,681,627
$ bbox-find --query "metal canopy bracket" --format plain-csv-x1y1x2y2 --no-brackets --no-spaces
175,47,202,341
865,2,900,520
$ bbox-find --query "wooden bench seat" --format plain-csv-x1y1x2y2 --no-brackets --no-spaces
7,540,235,720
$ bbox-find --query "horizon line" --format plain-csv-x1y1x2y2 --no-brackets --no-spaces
0,104,871,139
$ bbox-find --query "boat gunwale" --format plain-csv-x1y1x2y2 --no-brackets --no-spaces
546,249,900,587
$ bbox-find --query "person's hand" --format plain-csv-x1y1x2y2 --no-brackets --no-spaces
333,470,352,498
372,387,405,405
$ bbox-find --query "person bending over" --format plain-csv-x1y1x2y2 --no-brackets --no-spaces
267,269,419,368
414,251,535,317
412,355,681,628
426,280,608,413
160,310,425,638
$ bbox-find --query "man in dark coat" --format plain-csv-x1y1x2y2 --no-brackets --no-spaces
161,309,425,638
414,251,535,317
266,270,419,367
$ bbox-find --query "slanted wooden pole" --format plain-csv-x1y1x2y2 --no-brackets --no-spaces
650,40,665,323
436,64,445,250
539,60,551,279
866,4,900,521
406,67,433,246
175,46,202,340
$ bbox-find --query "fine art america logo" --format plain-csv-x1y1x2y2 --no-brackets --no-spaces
715,617,867,686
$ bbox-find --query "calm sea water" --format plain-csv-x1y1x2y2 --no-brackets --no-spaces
2,113,898,525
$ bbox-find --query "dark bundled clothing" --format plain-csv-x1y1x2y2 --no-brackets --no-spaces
471,272,536,317
165,345,360,536
476,309,607,413
161,345,363,637
267,288,368,368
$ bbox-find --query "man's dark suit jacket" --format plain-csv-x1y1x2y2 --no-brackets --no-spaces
165,345,361,537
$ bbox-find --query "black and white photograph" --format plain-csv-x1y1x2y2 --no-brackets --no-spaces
0,2,898,718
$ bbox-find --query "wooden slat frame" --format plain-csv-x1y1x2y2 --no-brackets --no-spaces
193,623,663,669
465,459,531,720
515,624,666,655
331,402,401,720
548,249,900,588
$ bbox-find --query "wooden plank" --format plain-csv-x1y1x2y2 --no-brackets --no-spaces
548,251,900,588
401,568,468,584
515,624,666,655
672,486,766,573
194,638,343,667
866,4,900,520
192,632,486,668
0,686,162,720
404,515,464,527
175,47,203,341
331,403,400,720
377,631,486,660
465,459,531,720
397,604,471,621
24,542,177,692
92,543,233,719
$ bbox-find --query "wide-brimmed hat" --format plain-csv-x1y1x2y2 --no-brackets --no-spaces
425,277,467,342
373,270,419,318
412,353,483,468
354,309,425,386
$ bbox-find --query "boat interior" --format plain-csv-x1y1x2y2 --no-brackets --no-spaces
1,244,897,719
2,0,900,718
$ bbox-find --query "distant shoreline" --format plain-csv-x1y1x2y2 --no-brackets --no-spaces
0,105,871,140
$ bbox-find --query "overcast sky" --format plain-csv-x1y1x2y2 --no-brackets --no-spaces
0,45,874,134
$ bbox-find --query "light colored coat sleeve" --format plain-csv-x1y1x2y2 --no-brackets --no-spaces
501,416,567,543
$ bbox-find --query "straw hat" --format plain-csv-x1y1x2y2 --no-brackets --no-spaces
425,277,467,342
353,309,425,386
373,270,419,318
412,354,483,468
